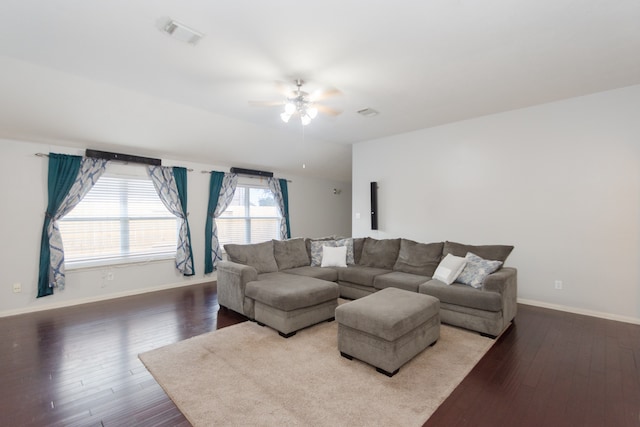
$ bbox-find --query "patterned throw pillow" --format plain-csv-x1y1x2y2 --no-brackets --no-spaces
335,238,355,265
310,238,354,266
456,252,503,289
310,240,331,266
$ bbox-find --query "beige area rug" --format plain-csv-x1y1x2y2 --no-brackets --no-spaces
140,319,494,427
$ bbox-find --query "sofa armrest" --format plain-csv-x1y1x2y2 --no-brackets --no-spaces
484,267,518,327
217,260,258,317
483,267,517,294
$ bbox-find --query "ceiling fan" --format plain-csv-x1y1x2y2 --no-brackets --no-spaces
249,79,342,126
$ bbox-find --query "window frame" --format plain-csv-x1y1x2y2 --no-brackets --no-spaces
216,180,282,247
59,163,179,270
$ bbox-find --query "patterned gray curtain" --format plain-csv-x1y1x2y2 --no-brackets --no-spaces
48,158,108,290
267,177,288,240
209,173,238,270
147,166,194,275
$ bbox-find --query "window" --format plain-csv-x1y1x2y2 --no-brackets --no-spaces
58,166,178,268
217,184,281,246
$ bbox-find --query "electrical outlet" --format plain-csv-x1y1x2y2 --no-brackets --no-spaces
12,283,22,293
554,280,563,290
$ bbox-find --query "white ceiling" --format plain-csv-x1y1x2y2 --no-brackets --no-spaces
0,0,638,182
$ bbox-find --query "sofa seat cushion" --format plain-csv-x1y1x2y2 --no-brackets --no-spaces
246,274,339,312
282,266,339,282
256,271,285,281
419,279,502,312
336,287,439,342
373,271,430,293
338,265,392,287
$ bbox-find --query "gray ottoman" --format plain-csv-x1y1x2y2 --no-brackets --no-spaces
246,273,339,338
335,287,440,377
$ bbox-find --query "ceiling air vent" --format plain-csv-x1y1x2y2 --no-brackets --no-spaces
162,19,204,45
357,108,379,117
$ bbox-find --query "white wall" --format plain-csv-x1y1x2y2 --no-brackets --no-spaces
0,139,351,316
353,84,640,323
288,176,351,239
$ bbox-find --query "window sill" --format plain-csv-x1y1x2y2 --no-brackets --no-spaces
66,254,176,271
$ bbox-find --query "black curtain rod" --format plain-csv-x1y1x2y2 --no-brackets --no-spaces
86,149,160,166
34,153,193,171
199,170,292,183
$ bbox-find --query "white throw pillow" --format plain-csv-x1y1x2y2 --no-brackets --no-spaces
310,240,334,266
321,245,348,268
433,253,467,285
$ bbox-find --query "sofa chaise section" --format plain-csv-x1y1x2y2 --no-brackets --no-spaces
246,272,339,337
218,238,341,336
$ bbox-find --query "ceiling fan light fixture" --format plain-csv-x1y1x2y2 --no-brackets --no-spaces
260,79,340,126
284,102,296,114
300,114,312,126
280,112,291,123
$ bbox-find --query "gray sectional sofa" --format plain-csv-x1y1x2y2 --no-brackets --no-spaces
217,237,517,338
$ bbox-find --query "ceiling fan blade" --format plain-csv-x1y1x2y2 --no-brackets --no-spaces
311,88,342,102
315,104,342,116
248,100,285,107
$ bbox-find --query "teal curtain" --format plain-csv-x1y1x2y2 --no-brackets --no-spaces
204,172,238,273
173,166,195,275
204,172,224,274
37,154,82,298
38,155,108,297
279,178,291,239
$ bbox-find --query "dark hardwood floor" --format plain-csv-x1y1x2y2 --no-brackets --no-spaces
0,282,246,427
1,283,638,426
425,304,640,427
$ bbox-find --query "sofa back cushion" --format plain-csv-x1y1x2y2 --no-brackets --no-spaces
443,241,514,264
224,240,279,273
273,238,310,270
359,237,401,269
393,239,443,277
353,237,365,265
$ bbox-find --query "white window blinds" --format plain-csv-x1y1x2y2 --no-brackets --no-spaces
217,185,281,246
59,172,178,268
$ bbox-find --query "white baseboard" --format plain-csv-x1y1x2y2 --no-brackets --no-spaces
0,276,216,318
4,285,638,326
518,298,640,325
